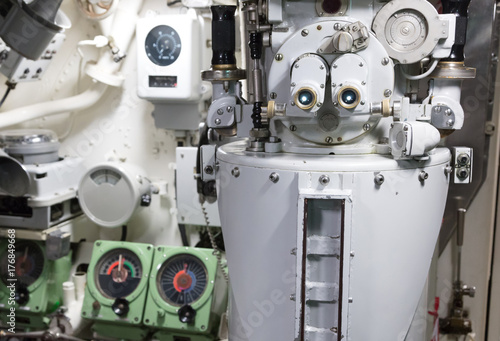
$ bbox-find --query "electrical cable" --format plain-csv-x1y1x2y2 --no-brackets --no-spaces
201,203,229,283
400,59,440,81
178,224,189,246
120,225,127,241
0,82,15,109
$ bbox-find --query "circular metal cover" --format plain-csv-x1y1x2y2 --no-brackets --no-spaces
372,0,448,64
0,129,58,147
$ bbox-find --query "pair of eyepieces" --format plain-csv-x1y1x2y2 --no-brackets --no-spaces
294,86,361,110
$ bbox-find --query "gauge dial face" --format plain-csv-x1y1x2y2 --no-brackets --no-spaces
145,25,182,67
1,241,45,287
90,168,122,186
95,249,143,299
157,254,208,306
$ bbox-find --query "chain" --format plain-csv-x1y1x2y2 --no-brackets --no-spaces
201,203,229,283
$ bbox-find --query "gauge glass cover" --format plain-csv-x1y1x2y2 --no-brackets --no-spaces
95,248,143,299
1,241,45,287
157,254,208,306
145,25,182,67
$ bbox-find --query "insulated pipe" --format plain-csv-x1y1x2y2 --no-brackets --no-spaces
62,281,76,307
0,0,144,128
0,81,107,129
73,272,86,301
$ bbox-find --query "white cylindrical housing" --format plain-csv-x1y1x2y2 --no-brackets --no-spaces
63,281,76,307
217,141,451,341
73,272,87,301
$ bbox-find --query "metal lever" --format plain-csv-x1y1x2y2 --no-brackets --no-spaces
440,208,476,335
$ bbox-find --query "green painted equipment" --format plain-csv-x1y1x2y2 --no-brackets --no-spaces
0,239,72,330
144,246,228,340
81,240,154,340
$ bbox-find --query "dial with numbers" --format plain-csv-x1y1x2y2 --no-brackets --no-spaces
145,25,182,66
156,254,208,306
0,241,45,287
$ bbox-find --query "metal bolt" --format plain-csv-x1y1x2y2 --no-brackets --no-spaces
360,100,366,105
217,108,224,115
317,102,322,107
317,25,322,30
275,53,283,61
320,65,324,70
319,175,330,185
445,109,452,116
445,165,453,175
289,125,297,131
447,119,455,127
204,165,214,175
334,23,341,30
320,84,325,89
332,83,337,87
435,106,442,113
384,89,393,97
348,297,353,303
227,106,234,112
350,251,355,257
374,174,385,186
231,168,240,178
269,172,280,183
325,136,334,144
290,294,296,301
403,125,409,131
333,64,338,69
291,82,296,87
337,137,342,142
363,123,371,131
419,171,429,182
295,64,300,69
301,29,309,37
361,81,366,86
359,62,364,67
215,118,221,125
270,92,277,99
382,57,390,66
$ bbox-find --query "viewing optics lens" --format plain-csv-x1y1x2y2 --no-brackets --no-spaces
298,90,314,107
341,89,357,105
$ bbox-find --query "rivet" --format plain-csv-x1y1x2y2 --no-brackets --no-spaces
215,118,221,125
382,57,390,66
231,168,240,178
275,53,283,61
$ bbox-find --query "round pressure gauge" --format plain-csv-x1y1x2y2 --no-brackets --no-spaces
145,25,182,66
95,248,143,299
157,254,208,306
1,241,45,287
78,162,151,228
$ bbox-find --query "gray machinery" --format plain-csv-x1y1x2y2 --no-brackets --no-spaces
198,0,496,340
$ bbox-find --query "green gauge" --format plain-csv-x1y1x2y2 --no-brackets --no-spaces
157,254,208,306
95,248,143,299
0,241,45,287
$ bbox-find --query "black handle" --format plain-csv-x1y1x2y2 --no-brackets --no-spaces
211,6,237,66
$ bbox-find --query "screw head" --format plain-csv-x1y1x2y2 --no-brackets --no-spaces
227,106,234,112
217,108,224,115
363,123,371,131
204,165,214,175
445,109,452,116
325,136,334,144
445,165,453,175
319,175,330,185
419,171,429,182
289,125,297,131
384,89,393,97
447,119,455,127
275,53,284,61
270,92,277,99
231,167,240,178
269,172,280,183
301,29,309,37
215,118,221,125
382,57,390,66
317,25,322,30
334,23,341,30
374,174,385,186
